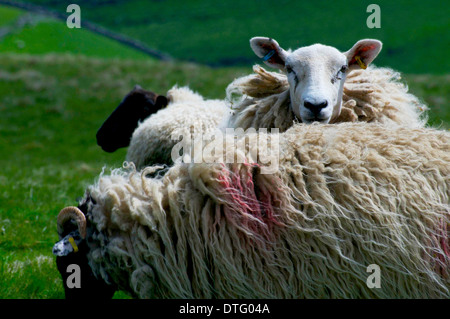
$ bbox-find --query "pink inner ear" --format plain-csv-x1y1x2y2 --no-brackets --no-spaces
350,43,377,65
260,42,284,67
359,44,377,53
268,55,285,67
261,42,276,52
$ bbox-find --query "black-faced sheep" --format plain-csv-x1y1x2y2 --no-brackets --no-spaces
96,85,168,153
53,205,117,299
126,86,229,168
54,123,449,298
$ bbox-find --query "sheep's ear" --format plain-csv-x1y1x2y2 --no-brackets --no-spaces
250,37,288,70
345,39,382,71
155,95,168,108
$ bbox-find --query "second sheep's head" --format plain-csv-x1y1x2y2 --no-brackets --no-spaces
250,37,382,124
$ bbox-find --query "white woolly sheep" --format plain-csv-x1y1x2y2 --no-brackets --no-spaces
126,37,428,169
126,86,229,168
55,122,449,298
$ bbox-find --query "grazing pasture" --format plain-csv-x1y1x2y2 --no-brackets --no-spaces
0,1,447,298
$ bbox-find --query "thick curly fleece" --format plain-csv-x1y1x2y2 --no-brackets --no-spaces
226,65,428,130
127,65,428,170
84,123,449,298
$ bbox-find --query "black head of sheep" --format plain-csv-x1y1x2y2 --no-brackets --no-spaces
53,201,117,299
96,85,168,153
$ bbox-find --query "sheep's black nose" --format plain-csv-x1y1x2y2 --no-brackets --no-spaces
304,100,328,114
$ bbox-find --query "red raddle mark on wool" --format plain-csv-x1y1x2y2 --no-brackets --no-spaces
427,217,450,278
216,162,284,238
436,218,449,277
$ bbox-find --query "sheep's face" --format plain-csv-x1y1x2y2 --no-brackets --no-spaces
250,37,382,124
53,230,84,256
96,86,168,153
54,204,117,299
285,45,348,123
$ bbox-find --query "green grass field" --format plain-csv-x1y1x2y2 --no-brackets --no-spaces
0,2,448,299
0,5,149,59
0,52,247,298
0,5,22,26
19,0,450,74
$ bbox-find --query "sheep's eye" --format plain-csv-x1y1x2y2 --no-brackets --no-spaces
286,66,299,83
333,65,348,83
